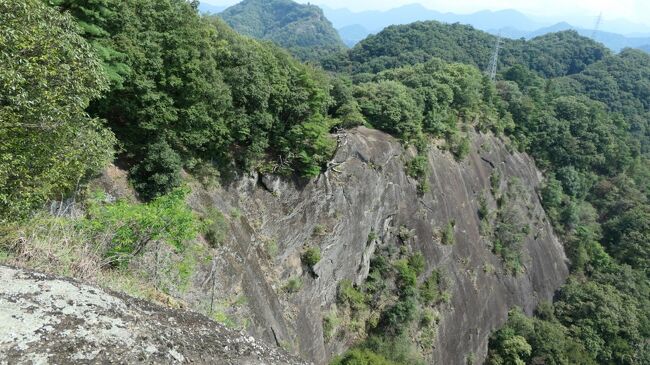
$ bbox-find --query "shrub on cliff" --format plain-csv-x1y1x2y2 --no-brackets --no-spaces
331,348,398,365
302,246,322,269
84,187,200,266
338,279,367,312
0,187,202,303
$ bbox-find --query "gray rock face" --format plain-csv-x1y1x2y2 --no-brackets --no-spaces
0,266,307,365
186,127,569,364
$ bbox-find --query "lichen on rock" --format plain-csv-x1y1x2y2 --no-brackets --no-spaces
0,266,307,364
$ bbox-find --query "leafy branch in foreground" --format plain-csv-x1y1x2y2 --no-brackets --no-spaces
0,0,115,221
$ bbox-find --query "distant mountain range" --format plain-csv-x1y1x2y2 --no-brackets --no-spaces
495,22,650,52
337,24,369,47
323,4,542,33
198,3,226,14
321,4,650,53
199,2,650,54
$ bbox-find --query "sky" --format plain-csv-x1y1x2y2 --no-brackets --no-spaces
202,0,650,26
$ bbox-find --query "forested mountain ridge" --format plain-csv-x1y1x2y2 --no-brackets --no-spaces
1,1,649,365
324,20,609,79
566,48,650,155
219,0,346,61
25,0,340,207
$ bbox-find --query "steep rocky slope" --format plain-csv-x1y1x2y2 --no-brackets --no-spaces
6,127,568,364
0,265,306,364
173,127,569,364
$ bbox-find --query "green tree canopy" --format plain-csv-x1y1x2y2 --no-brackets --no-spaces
0,0,115,221
353,80,423,140
48,0,336,199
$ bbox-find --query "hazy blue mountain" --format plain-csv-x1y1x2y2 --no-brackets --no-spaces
321,5,544,46
456,9,540,32
629,32,650,37
528,15,650,35
338,24,371,47
322,4,541,35
525,22,575,37
323,4,430,31
491,22,650,52
563,28,650,52
321,3,650,50
198,3,226,14
602,19,650,34
491,26,529,39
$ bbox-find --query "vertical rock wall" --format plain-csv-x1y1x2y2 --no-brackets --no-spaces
185,126,569,364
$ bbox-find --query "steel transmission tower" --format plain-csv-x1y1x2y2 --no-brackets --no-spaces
591,12,603,39
487,35,502,81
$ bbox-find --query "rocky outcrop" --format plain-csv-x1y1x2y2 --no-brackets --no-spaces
182,127,569,364
0,265,307,364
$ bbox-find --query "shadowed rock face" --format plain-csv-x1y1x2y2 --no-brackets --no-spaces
185,127,569,365
0,266,307,364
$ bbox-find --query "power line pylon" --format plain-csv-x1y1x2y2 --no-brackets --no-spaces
487,35,502,82
591,12,602,39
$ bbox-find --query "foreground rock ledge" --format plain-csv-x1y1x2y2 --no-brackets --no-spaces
0,265,308,365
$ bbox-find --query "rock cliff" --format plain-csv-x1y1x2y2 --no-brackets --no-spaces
182,127,569,364
2,127,569,364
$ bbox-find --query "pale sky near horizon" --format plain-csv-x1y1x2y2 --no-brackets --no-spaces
202,0,650,25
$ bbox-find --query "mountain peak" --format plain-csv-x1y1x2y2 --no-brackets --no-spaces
219,0,346,60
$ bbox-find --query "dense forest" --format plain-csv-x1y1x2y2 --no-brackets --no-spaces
485,59,650,365
219,0,346,61
1,0,649,364
2,0,345,216
323,21,609,79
